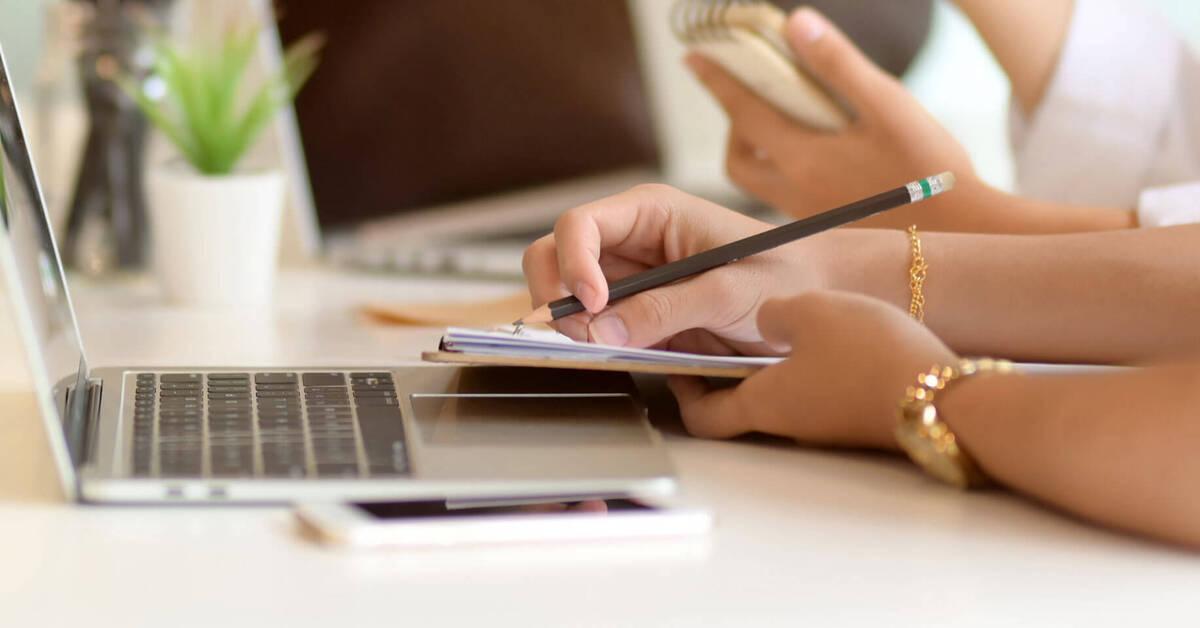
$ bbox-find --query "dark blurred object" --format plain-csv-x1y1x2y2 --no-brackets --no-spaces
277,1,659,229
278,0,933,230
62,0,173,273
784,0,934,77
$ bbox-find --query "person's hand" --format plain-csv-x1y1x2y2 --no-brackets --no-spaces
522,184,836,355
669,291,958,449
686,7,980,228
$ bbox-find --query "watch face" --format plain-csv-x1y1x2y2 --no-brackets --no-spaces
896,420,969,489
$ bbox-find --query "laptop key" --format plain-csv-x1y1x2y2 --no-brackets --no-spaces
255,372,298,384
160,393,201,400
351,384,396,393
356,397,399,407
160,374,202,383
208,394,250,401
262,462,307,478
160,382,202,391
256,391,300,399
316,463,360,478
357,407,408,475
208,373,250,380
207,384,251,392
302,373,346,387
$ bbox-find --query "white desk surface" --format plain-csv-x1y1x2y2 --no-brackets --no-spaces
1,268,1196,627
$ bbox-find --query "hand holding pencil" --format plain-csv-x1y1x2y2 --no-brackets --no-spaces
520,174,954,354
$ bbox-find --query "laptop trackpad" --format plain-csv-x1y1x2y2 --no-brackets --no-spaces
408,394,662,481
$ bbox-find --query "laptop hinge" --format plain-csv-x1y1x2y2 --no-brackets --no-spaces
63,379,103,467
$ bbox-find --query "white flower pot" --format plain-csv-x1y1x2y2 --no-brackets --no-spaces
146,163,286,307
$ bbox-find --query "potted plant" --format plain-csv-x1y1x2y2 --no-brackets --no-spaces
126,27,321,307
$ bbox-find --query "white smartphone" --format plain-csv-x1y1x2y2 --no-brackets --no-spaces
294,496,712,549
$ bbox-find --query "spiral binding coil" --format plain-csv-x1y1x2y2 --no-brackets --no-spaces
669,0,850,130
671,0,785,44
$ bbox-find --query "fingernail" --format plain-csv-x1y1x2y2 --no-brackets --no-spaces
589,315,629,347
574,282,598,311
792,8,828,43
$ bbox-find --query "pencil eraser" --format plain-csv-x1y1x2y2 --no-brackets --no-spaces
937,171,957,192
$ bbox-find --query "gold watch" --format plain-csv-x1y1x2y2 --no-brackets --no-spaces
894,358,1014,489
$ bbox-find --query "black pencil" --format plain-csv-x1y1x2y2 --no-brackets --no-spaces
515,172,956,327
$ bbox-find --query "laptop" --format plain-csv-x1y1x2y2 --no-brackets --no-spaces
270,0,749,276
0,47,675,504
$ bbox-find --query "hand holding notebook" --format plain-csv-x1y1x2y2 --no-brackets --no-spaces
673,0,850,130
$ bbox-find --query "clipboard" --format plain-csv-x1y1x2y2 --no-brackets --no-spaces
421,350,764,379
423,327,781,379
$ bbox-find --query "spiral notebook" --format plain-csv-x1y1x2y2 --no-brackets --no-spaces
672,0,850,130
423,326,782,378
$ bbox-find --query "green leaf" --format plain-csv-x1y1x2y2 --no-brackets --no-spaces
119,77,204,168
123,26,323,176
282,33,325,98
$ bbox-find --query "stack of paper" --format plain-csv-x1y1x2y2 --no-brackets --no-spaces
424,326,783,378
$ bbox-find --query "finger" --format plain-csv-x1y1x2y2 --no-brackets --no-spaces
551,185,682,313
755,294,819,353
596,253,650,284
757,291,880,353
784,8,894,111
569,500,609,513
522,234,570,307
587,271,732,348
667,376,752,439
522,235,592,340
725,135,786,196
665,329,740,357
686,53,806,154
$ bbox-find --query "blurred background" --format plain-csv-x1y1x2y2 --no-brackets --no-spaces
1,0,1198,277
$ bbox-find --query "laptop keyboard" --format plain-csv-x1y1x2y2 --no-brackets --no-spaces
130,372,409,479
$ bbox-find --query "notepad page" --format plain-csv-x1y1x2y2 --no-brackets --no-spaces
441,326,783,368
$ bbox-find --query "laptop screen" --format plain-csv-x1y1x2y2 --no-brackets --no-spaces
0,49,89,439
276,0,659,230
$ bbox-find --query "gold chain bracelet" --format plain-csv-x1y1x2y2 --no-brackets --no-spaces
907,225,927,322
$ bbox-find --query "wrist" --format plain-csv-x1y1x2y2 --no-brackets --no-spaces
894,358,1013,488
812,229,910,310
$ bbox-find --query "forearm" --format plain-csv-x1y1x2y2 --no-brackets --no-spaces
953,0,1075,115
856,183,1135,234
827,223,1200,363
940,363,1200,548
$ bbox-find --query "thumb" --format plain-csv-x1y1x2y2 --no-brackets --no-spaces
587,273,728,349
756,296,807,354
785,7,892,110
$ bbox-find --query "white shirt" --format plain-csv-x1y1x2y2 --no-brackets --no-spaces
1009,0,1200,227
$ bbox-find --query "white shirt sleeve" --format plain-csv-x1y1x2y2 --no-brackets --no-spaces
1008,0,1200,227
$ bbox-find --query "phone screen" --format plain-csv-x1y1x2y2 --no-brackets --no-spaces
354,498,656,520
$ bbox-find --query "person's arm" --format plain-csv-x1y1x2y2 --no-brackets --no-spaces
966,0,1197,217
952,0,1075,116
824,224,1200,364
685,8,1134,233
669,292,1200,549
523,183,1200,365
942,362,1200,549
